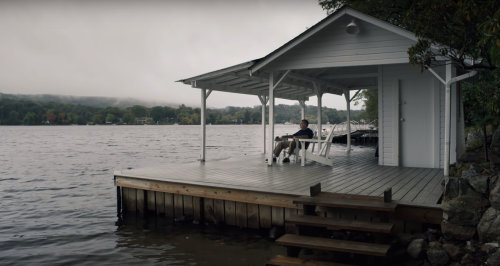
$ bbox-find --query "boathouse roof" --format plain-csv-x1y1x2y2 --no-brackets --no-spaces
177,6,418,101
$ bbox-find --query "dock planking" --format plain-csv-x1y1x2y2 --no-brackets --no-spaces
115,147,444,231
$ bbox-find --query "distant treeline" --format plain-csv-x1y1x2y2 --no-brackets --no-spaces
0,93,368,125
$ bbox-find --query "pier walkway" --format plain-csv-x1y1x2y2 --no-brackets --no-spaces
115,144,443,232
116,145,443,207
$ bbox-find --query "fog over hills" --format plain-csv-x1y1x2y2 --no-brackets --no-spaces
0,93,185,109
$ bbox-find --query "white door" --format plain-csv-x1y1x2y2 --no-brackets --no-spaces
399,78,434,168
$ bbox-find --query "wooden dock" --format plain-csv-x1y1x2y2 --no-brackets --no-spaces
114,145,444,233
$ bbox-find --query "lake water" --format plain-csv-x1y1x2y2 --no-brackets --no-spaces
2,124,338,266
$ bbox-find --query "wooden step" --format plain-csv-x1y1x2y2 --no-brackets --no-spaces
266,255,352,266
286,214,394,233
293,196,397,212
276,234,390,257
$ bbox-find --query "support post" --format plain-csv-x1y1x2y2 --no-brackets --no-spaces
266,70,289,165
299,100,306,120
444,64,452,176
200,87,207,161
259,95,268,154
427,64,477,177
345,90,351,152
268,72,275,165
313,83,322,150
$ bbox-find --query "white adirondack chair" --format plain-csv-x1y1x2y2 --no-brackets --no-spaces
298,129,336,166
284,125,319,162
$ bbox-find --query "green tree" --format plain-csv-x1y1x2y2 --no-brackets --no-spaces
130,105,148,118
463,72,500,161
150,106,164,122
67,113,78,124
23,112,36,125
352,89,378,124
207,112,217,124
190,113,199,124
8,111,20,125
92,113,104,124
76,116,87,125
59,113,69,124
179,116,193,125
106,113,115,123
250,110,261,124
45,109,56,124
122,113,134,124
243,110,251,124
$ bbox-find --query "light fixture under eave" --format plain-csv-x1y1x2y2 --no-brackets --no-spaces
345,19,359,35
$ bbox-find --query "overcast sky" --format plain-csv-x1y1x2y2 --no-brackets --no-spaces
0,0,360,110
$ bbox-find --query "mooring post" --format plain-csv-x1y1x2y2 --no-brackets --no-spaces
309,182,321,197
143,190,148,217
199,197,205,223
115,176,122,218
116,186,122,217
384,187,392,203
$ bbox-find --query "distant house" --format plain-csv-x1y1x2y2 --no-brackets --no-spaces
178,6,474,175
138,117,148,124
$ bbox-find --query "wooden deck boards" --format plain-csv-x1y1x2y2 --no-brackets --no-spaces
116,146,444,207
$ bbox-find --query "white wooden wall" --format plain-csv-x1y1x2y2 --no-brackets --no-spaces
266,15,416,70
378,64,460,169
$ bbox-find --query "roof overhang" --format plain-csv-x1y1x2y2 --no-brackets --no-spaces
178,6,425,101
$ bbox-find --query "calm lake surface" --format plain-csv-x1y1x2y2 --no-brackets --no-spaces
0,125,369,266
0,125,302,266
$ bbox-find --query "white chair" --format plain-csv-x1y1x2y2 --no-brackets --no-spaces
298,129,336,166
283,126,319,162
275,138,301,162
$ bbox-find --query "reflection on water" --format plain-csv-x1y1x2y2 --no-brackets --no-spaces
114,215,282,265
0,125,373,265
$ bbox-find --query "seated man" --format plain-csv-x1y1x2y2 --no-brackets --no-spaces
272,119,314,163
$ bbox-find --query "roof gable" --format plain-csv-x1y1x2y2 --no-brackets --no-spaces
250,6,416,73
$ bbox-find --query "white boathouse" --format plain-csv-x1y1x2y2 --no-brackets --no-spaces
178,6,475,175
114,7,457,237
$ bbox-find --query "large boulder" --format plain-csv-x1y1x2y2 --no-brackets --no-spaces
441,178,490,226
488,250,500,266
490,175,500,209
491,124,500,155
442,243,463,261
461,165,489,194
396,233,416,247
407,239,427,259
466,131,481,150
426,244,449,266
441,220,476,240
477,207,500,243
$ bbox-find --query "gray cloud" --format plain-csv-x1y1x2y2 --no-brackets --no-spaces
0,0,359,110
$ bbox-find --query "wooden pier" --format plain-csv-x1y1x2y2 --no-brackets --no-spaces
114,145,443,233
